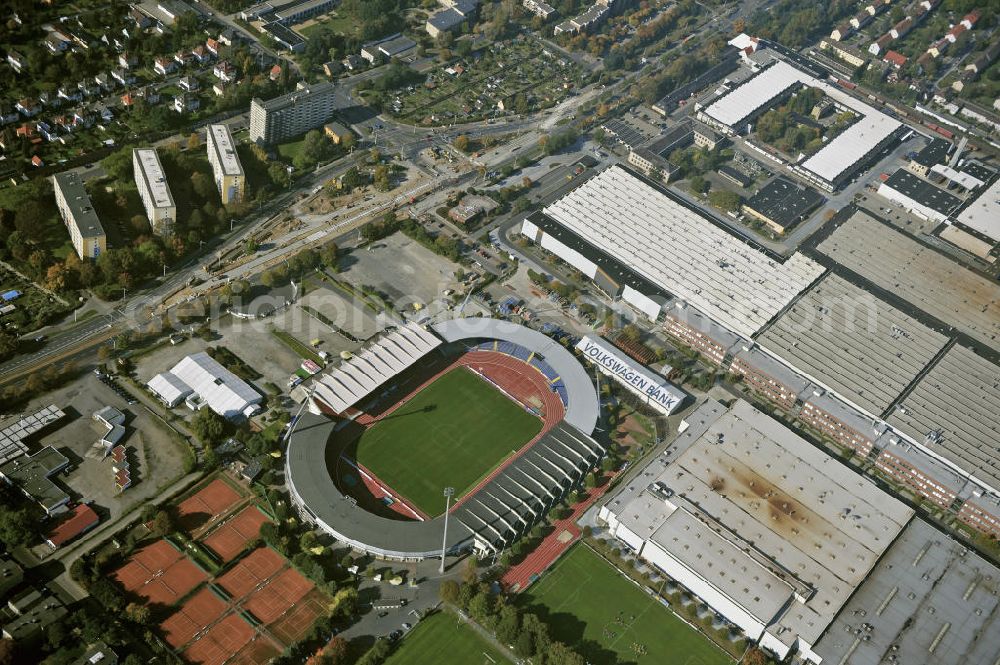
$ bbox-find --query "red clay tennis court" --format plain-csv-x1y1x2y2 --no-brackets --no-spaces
176,478,244,533
229,636,282,665
113,540,207,606
201,506,270,562
243,566,313,624
268,587,329,646
182,613,255,665
161,587,229,649
217,547,285,600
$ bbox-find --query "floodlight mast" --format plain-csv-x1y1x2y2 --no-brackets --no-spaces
440,486,455,574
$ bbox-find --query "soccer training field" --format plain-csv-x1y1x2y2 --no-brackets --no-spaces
521,545,734,665
384,611,510,665
355,367,542,516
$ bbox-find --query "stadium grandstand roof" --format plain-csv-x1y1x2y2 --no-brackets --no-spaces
886,344,1000,493
602,399,912,652
757,273,950,416
310,322,442,414
540,166,824,337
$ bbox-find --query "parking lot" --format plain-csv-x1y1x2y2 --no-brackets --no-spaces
338,232,465,313
16,373,189,548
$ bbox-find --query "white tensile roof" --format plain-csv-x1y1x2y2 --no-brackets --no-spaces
147,371,192,405
311,322,442,414
541,166,825,337
159,352,262,419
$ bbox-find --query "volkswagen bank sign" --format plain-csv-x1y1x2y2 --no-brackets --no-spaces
575,336,685,414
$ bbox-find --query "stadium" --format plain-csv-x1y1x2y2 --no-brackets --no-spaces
286,318,603,560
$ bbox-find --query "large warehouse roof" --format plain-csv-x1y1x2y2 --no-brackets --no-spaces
147,372,192,405
167,352,262,419
818,210,1000,353
954,175,1000,241
604,399,912,651
702,59,803,128
814,519,1000,665
311,322,442,414
703,58,902,187
886,344,1000,493
757,274,949,416
541,166,824,337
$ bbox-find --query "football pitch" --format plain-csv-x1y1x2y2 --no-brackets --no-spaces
355,367,542,516
521,545,734,665
384,611,510,665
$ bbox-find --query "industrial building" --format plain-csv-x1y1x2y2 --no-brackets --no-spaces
740,176,824,234
522,166,825,335
907,136,952,176
147,352,263,420
249,80,337,144
0,406,64,468
132,148,176,236
0,446,70,515
817,210,1000,353
757,273,949,416
425,0,478,37
812,519,1000,665
360,34,416,64
599,399,913,664
698,58,903,191
886,344,1000,497
205,123,246,205
876,169,963,223
953,174,1000,242
51,172,106,260
625,123,692,183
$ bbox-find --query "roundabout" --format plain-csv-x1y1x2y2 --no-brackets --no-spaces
286,317,603,560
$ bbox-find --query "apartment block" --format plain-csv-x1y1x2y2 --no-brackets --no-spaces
249,81,337,144
51,171,106,260
132,148,176,236
205,124,246,205
662,303,742,366
729,346,810,410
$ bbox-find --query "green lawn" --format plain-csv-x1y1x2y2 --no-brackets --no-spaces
385,611,510,665
355,367,541,516
277,136,307,163
521,545,734,665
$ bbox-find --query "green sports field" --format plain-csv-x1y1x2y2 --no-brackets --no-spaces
355,367,542,516
384,611,510,665
521,545,734,665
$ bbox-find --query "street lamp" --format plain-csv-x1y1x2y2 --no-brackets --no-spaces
439,486,454,574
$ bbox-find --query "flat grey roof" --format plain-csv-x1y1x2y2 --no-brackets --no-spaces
207,124,244,176
606,399,912,645
734,344,813,396
886,344,1000,492
428,7,465,30
133,148,174,209
743,176,824,227
0,446,69,512
256,80,334,112
0,406,64,466
883,169,962,217
757,273,950,416
912,136,952,167
818,210,1000,353
52,172,105,239
813,518,1000,665
954,174,1000,242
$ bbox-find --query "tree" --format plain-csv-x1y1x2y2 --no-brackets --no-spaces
542,642,585,665
0,506,34,548
708,189,742,213
0,331,17,363
689,175,709,195
495,605,521,645
318,636,349,665
125,602,151,624
187,132,201,151
468,591,492,623
0,639,15,665
744,647,769,665
439,580,461,604
191,171,215,200
356,639,390,665
453,135,470,152
330,586,359,619
190,408,228,447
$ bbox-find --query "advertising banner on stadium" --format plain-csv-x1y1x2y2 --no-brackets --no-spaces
575,336,685,414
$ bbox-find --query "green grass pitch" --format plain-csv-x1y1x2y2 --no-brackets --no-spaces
355,367,542,516
384,611,510,665
521,545,734,665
